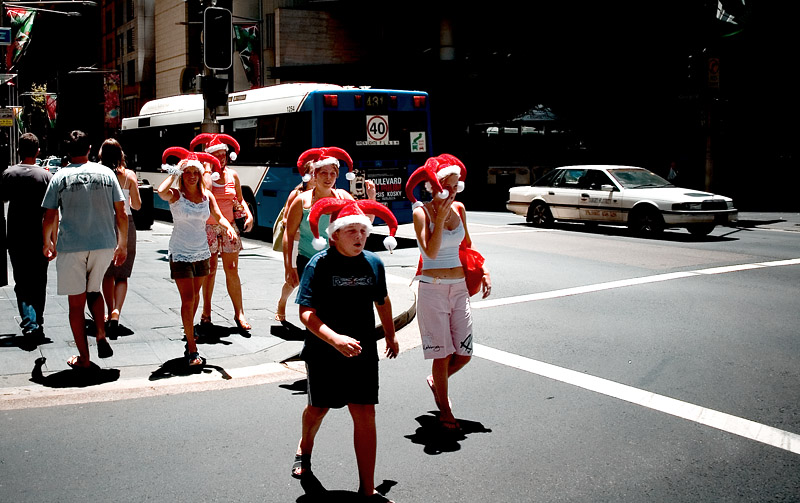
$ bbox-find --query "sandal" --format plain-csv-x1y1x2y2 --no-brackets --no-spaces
439,417,461,431
274,312,286,322
235,316,251,331
184,350,204,366
291,453,311,479
66,355,91,371
97,337,114,358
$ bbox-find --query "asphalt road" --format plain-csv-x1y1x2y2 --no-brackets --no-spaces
1,212,799,502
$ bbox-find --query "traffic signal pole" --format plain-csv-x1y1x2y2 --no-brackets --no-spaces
200,3,233,134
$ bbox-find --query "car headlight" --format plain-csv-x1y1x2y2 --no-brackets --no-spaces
726,200,735,209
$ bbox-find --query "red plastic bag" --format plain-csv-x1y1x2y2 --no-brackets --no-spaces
459,241,485,297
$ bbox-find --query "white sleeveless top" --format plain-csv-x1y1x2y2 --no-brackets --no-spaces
419,206,464,270
169,192,211,262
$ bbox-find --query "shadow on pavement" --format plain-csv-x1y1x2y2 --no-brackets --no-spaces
271,321,307,341
279,378,308,395
30,357,120,388
0,332,52,352
149,357,232,381
296,474,397,502
404,413,492,455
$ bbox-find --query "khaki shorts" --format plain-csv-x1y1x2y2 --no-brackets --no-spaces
57,249,116,295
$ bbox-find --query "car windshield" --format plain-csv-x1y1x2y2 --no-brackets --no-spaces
609,168,672,188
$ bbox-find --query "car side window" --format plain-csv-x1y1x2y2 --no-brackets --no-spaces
587,171,615,190
556,169,587,188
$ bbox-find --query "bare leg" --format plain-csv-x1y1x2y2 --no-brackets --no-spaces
294,405,328,477
176,277,204,355
67,293,90,367
111,279,128,318
87,292,107,340
201,252,219,322
102,275,115,318
221,251,249,328
431,354,471,424
276,281,295,321
349,403,377,497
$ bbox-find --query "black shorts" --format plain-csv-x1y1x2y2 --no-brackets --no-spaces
305,355,379,409
170,258,211,279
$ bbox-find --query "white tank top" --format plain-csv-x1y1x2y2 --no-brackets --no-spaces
419,207,464,270
169,192,211,262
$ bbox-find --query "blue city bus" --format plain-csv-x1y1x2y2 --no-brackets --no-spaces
120,83,432,231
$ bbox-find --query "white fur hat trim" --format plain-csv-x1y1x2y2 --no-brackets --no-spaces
327,214,373,237
311,157,340,170
436,165,461,180
205,143,228,154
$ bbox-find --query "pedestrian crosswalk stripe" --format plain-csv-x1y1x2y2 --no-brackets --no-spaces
472,258,800,309
474,344,800,455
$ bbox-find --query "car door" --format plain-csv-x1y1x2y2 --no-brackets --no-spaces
577,170,623,222
547,168,586,220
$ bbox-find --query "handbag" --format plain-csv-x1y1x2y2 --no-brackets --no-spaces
233,200,247,234
459,240,485,297
272,204,286,252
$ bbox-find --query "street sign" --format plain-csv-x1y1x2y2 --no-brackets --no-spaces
0,27,11,45
0,108,14,127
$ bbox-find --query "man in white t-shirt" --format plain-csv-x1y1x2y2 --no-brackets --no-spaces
42,130,128,370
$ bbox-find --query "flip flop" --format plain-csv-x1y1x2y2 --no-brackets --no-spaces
439,417,461,431
97,338,113,358
66,355,91,371
291,453,311,479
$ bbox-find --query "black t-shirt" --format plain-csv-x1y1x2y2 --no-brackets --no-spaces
1,164,52,247
296,247,388,361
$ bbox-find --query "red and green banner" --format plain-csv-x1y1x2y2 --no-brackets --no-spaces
6,8,37,71
45,93,57,129
234,24,261,88
103,73,120,129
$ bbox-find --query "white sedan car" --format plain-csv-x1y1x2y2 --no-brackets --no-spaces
507,165,737,236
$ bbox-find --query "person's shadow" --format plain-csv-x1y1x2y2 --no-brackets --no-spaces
279,378,308,395
0,332,52,352
404,412,492,455
193,322,236,344
148,357,232,381
296,473,397,503
30,357,120,388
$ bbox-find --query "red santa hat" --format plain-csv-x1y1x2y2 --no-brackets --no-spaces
309,198,399,252
190,133,241,162
296,147,355,183
404,154,467,209
162,146,220,174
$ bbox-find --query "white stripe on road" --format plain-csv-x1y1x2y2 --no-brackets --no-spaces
472,258,800,309
474,344,800,455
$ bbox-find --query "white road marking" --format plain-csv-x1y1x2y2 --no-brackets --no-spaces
474,344,800,455
472,258,800,309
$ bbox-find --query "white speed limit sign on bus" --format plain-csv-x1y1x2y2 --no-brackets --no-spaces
358,115,399,146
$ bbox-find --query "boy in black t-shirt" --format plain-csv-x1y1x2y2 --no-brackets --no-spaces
292,198,399,502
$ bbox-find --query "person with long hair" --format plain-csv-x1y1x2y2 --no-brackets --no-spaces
99,138,142,337
158,147,238,365
283,147,376,295
189,133,253,332
275,163,315,322
406,154,491,430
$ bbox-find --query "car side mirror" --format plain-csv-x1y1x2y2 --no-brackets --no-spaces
601,184,615,192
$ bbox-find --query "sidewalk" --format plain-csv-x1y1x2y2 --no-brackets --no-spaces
1,211,796,402
0,220,419,396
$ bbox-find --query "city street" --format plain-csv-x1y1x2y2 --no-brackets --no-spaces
2,212,799,502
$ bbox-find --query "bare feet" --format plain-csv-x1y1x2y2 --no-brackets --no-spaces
274,312,286,322
235,315,251,331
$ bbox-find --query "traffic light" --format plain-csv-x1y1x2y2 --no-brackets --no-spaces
203,7,233,70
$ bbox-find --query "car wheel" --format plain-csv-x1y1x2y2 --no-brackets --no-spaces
628,206,664,236
527,201,552,227
687,223,715,236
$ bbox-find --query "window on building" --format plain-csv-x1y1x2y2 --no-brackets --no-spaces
264,14,275,49
127,0,135,22
127,29,134,53
127,60,135,86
